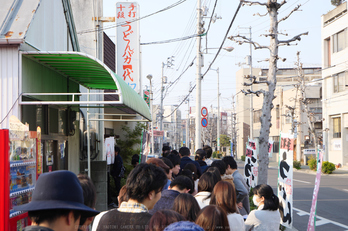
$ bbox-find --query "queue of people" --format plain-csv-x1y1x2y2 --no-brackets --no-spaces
14,145,281,231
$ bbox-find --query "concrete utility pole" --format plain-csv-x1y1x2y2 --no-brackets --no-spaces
147,74,154,155
248,27,253,140
210,68,220,152
160,57,174,153
195,0,202,152
186,98,190,147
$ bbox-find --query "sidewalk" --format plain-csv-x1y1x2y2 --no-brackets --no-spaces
267,159,348,176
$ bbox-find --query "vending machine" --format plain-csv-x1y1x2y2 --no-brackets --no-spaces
0,118,41,231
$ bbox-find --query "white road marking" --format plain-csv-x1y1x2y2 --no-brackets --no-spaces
293,207,348,229
293,179,310,184
343,189,348,192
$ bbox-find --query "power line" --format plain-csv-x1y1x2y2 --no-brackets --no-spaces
78,0,189,34
162,1,243,118
140,34,198,45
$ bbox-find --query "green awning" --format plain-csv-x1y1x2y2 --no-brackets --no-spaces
22,51,151,120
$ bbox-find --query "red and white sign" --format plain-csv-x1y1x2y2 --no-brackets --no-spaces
201,107,208,117
153,131,164,137
116,2,140,93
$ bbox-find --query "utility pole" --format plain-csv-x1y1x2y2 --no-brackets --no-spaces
186,98,190,148
210,68,220,152
160,57,174,153
160,63,165,153
248,27,253,140
146,74,154,155
195,0,203,152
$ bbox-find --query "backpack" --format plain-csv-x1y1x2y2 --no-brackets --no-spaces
118,164,125,178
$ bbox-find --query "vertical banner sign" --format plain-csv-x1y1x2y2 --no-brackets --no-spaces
104,137,115,165
268,140,274,157
143,89,150,107
307,149,323,231
116,2,140,93
244,139,258,188
278,133,294,228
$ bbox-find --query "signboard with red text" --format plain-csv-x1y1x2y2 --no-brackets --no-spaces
116,2,140,93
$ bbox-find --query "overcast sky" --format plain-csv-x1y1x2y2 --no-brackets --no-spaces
103,0,335,117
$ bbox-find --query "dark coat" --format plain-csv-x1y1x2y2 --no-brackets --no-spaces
24,226,54,231
111,154,123,178
180,157,202,177
149,189,180,215
95,209,152,231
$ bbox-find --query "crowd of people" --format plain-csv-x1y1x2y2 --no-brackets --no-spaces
15,145,281,231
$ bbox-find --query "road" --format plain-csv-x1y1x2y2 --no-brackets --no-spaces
266,167,348,230
236,161,348,230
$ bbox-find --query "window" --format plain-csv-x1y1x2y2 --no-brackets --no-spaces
333,72,347,93
333,30,347,53
253,109,262,123
333,117,341,138
285,110,292,124
276,105,280,119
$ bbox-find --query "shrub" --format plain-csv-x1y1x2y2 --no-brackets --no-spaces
241,155,246,161
322,161,335,174
212,151,218,158
308,158,317,171
293,160,301,170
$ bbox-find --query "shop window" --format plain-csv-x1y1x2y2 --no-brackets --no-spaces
333,117,341,138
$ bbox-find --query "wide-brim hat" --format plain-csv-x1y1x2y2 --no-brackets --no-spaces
14,170,99,217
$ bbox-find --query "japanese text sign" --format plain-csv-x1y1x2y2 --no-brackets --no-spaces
244,139,258,188
116,2,140,93
278,133,294,228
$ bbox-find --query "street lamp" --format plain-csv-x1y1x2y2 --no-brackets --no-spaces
146,74,154,155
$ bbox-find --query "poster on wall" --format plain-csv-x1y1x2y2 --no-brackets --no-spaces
104,137,115,165
277,133,294,228
244,138,258,189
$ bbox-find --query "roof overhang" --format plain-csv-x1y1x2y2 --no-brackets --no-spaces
20,51,151,120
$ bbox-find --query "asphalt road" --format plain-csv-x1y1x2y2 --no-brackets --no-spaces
238,163,348,231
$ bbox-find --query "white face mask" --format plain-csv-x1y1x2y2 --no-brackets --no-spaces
253,195,260,207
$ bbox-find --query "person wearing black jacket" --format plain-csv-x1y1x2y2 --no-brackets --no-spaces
110,146,123,206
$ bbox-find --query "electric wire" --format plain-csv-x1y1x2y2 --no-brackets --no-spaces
163,1,243,118
78,0,189,34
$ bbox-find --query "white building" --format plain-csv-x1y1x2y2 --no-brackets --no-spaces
322,2,348,166
235,67,322,161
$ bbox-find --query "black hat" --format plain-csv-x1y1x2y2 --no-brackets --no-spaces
14,170,99,217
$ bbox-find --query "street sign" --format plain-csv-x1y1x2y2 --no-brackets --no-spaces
201,107,208,117
201,118,208,127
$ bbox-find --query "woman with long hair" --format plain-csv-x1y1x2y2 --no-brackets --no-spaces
147,210,185,231
195,205,229,231
173,193,201,222
210,181,245,231
194,171,220,209
244,184,280,231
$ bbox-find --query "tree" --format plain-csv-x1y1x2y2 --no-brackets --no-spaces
295,52,321,152
229,0,308,184
220,134,231,147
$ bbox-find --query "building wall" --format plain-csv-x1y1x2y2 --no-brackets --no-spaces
236,67,322,160
322,3,348,165
0,46,20,129
25,0,72,51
